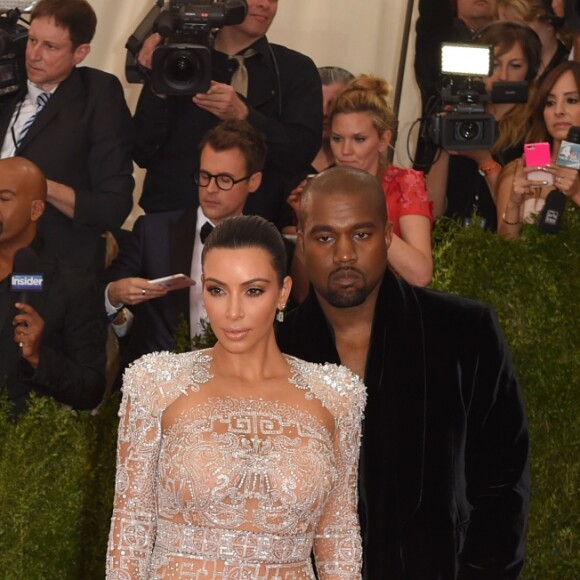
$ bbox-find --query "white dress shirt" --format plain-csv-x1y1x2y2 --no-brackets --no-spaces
1,81,56,159
190,206,214,339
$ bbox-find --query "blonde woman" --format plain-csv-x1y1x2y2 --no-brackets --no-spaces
329,74,434,287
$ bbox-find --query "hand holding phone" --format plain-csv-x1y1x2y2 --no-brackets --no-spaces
524,142,554,185
149,273,195,291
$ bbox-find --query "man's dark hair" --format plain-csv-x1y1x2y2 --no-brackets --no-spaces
202,215,287,285
31,0,97,48
198,120,268,176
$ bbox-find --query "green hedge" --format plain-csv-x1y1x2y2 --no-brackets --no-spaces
0,208,577,578
0,392,119,579
431,207,580,579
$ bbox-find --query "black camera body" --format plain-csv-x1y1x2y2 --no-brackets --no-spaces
127,1,247,96
0,10,28,98
428,77,528,151
428,78,496,150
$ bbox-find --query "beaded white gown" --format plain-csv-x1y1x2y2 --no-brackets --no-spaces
106,350,366,579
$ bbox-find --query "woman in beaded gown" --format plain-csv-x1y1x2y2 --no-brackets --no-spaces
106,215,366,579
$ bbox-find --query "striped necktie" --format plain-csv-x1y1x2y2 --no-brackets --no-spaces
16,92,51,148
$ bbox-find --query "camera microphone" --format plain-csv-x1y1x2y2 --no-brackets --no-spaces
540,125,580,234
537,189,567,234
10,247,43,304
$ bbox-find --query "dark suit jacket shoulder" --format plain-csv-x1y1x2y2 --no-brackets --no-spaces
105,207,197,364
0,67,135,271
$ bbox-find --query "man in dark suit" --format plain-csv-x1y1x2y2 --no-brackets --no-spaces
0,157,106,416
0,0,134,274
105,120,267,369
133,0,321,229
276,166,530,579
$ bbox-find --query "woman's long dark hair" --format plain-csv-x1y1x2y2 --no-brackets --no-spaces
526,61,580,146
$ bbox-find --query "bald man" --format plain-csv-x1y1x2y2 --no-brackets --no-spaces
277,166,529,579
0,157,106,416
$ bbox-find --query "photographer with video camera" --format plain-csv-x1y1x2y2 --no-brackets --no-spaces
497,61,580,238
414,0,498,172
132,0,322,230
426,21,542,231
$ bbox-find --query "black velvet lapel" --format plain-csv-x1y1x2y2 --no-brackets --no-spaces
368,272,426,528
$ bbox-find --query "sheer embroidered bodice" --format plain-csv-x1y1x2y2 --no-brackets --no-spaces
106,350,365,579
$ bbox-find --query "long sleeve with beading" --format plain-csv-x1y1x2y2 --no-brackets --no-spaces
106,354,181,577
308,363,366,578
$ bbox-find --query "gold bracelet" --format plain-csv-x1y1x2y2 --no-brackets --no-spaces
502,211,521,226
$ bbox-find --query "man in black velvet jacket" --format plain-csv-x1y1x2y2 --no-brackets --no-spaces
276,166,529,579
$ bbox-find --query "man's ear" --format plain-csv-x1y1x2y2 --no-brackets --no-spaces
73,43,91,66
30,200,45,222
248,171,262,193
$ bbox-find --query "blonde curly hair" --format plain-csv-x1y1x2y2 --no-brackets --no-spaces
329,74,395,136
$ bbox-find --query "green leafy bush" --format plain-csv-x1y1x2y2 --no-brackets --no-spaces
0,392,119,579
432,207,580,579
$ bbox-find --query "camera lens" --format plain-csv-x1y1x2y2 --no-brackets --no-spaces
457,120,482,141
163,49,201,87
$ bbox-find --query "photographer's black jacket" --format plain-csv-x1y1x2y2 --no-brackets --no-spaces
133,35,322,228
277,272,530,579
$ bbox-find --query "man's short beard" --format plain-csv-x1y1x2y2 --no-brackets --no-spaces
326,286,370,308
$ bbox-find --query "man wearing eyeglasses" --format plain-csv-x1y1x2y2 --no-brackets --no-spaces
104,120,266,374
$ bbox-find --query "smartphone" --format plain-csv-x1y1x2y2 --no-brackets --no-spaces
149,273,195,291
524,142,553,185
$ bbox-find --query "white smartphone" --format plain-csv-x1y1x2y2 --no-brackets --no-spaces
149,273,195,291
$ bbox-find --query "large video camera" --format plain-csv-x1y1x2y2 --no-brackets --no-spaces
427,43,528,151
0,3,34,98
126,0,247,96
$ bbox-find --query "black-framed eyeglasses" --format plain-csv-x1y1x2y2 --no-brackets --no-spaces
193,170,253,191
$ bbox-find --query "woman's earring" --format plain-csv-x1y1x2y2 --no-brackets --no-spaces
276,304,286,323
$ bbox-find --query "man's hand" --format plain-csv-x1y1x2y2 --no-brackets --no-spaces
108,277,168,307
192,81,249,120
137,33,162,70
13,303,45,368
